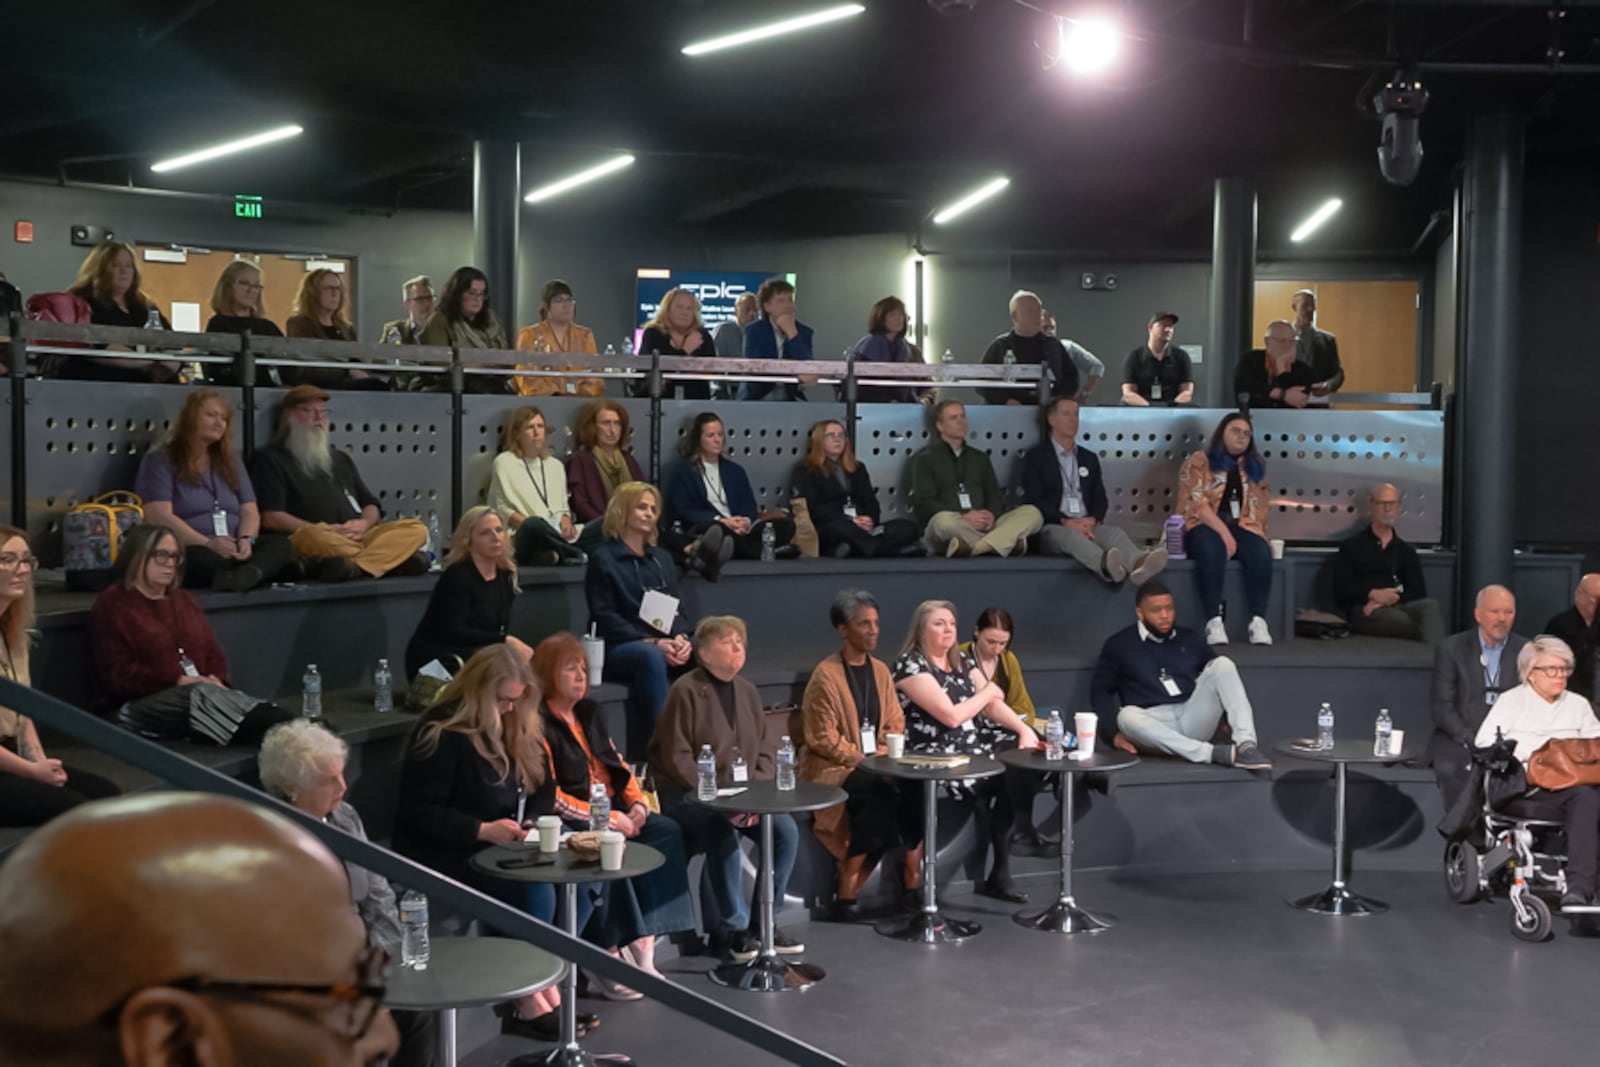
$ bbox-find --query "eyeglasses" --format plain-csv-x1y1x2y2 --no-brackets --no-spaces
0,553,38,571
99,946,389,1041
464,288,488,299
549,295,575,306
822,431,846,440
1372,499,1403,508
150,550,182,565
238,282,264,292
406,293,434,304
318,284,344,294
1531,665,1574,678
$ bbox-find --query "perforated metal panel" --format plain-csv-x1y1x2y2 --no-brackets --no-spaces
1,388,13,528
659,400,847,511
253,389,454,526
460,395,653,505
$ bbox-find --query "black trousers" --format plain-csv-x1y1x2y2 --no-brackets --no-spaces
675,518,796,560
840,767,924,858
816,517,922,559
1504,785,1600,895
0,764,121,828
181,538,294,590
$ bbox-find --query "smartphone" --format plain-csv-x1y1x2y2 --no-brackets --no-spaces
496,853,554,870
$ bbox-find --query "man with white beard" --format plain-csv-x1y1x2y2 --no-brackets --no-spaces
252,385,429,581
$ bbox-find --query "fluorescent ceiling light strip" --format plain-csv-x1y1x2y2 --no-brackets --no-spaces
1290,197,1343,242
150,124,303,173
524,155,636,204
932,177,1011,225
682,4,865,56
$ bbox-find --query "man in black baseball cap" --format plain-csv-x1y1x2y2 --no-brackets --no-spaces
1122,311,1194,407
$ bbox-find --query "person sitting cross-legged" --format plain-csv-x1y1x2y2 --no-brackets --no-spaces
909,400,1042,558
1091,581,1273,769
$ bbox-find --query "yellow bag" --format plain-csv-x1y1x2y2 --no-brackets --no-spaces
63,491,144,591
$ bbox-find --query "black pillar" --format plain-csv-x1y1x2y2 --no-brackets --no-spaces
473,141,521,332
1455,109,1524,622
1208,178,1256,408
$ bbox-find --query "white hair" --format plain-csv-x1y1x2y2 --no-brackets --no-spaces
283,422,334,478
1008,289,1041,315
259,719,348,800
1517,635,1575,683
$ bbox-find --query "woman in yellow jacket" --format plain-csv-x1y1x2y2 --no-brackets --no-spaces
513,279,605,397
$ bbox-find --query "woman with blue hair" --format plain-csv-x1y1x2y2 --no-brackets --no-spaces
1177,412,1274,646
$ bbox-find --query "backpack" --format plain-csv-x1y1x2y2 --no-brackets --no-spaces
24,291,93,377
63,491,144,592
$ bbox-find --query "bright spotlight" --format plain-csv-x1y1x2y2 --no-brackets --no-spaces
932,177,1011,225
1290,198,1344,243
1060,17,1119,75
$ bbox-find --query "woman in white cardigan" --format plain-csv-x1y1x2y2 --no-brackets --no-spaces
488,406,600,566
1476,634,1600,909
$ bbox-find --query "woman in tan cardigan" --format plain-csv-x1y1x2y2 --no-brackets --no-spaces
799,589,923,923
1177,411,1275,647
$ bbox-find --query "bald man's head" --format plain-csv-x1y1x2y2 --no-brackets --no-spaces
1474,584,1516,644
0,793,396,1066
1574,573,1600,625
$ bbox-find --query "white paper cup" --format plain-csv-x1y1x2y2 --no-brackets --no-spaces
536,815,562,853
1269,538,1286,560
1072,713,1097,760
1388,728,1405,755
599,830,626,871
885,733,905,759
582,635,605,687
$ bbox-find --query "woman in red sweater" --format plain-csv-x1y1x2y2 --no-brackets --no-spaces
90,523,282,744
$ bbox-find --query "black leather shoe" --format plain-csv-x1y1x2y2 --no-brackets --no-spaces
503,1011,579,1042
1009,830,1061,859
823,898,863,923
576,1011,601,1030
977,875,1029,904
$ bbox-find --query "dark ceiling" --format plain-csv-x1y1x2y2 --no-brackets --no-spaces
9,0,1600,255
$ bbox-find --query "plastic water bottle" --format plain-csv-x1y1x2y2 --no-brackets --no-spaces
145,307,163,330
1317,702,1335,751
1374,708,1393,758
1045,710,1065,761
622,339,635,357
589,781,610,830
302,664,322,720
399,890,430,970
604,342,618,356
426,514,443,571
760,524,776,562
941,348,954,364
1164,514,1187,560
777,736,796,791
374,659,393,714
697,744,717,801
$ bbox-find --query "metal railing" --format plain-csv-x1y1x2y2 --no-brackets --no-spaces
0,678,845,1067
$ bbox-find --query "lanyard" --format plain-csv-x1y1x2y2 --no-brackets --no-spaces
629,552,668,593
521,457,552,512
1482,649,1501,691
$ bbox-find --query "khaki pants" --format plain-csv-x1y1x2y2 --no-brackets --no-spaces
924,505,1043,557
290,518,428,577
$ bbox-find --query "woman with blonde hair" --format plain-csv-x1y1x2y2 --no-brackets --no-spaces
284,267,379,389
62,240,177,382
585,482,694,758
638,287,716,399
405,506,529,680
0,526,120,827
487,406,595,566
393,644,600,1041
791,418,921,558
203,259,282,386
135,388,290,591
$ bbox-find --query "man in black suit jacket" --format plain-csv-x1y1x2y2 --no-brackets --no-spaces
1543,573,1600,699
1019,396,1168,584
1428,584,1527,804
1291,290,1344,397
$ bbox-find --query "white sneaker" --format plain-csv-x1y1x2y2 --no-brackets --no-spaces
1205,617,1228,645
1248,616,1273,645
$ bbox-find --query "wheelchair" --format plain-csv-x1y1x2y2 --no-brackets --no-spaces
1443,799,1570,943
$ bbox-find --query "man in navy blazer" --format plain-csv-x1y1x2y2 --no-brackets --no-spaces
1427,584,1528,804
737,277,814,401
1090,581,1272,768
1019,396,1168,584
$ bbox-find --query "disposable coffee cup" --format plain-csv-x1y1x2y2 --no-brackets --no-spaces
536,815,562,853
599,830,626,871
1071,713,1098,760
581,634,605,687
1388,729,1405,755
885,733,905,759
1269,538,1286,560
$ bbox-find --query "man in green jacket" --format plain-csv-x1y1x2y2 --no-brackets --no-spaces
909,400,1043,557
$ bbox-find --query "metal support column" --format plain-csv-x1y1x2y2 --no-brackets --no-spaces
1454,109,1524,623
449,353,465,527
473,140,521,333
1209,178,1257,409
6,313,25,529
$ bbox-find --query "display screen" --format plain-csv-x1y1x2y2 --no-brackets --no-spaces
633,268,787,328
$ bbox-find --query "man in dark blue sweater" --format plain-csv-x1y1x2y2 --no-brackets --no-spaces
1090,582,1272,768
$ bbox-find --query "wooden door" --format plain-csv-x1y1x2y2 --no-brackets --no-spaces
1253,279,1419,394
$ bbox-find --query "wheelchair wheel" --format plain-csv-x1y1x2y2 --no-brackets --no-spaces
1444,841,1485,903
1510,894,1553,942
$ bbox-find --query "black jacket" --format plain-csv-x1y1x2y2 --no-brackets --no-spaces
540,697,634,805
1331,527,1428,618
978,331,1078,404
404,561,516,679
1297,327,1344,391
791,461,883,528
585,538,685,646
1426,629,1529,768
1019,439,1108,527
1235,350,1315,409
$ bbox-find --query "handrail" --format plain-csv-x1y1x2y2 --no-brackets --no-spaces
0,679,846,1067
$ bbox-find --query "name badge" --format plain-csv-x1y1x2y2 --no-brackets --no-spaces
1485,691,1498,706
1160,671,1182,697
860,724,876,753
961,718,977,733
957,484,973,510
565,381,577,395
1229,499,1241,520
1394,580,1405,594
639,590,681,634
180,659,200,679
1151,381,1163,401
211,505,230,537
732,761,749,784
1065,496,1085,518
843,499,858,518
344,491,361,514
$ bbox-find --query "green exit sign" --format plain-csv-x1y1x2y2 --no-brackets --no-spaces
234,195,263,219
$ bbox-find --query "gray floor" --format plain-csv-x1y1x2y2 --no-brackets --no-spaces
461,868,1598,1067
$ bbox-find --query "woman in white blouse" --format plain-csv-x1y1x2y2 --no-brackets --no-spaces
1476,634,1600,909
488,407,599,566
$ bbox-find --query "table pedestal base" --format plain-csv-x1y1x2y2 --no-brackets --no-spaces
509,1048,634,1067
1289,884,1388,916
1013,896,1113,934
874,909,982,944
709,953,825,993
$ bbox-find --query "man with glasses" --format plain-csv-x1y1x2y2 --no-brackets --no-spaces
0,792,400,1065
381,276,435,346
1332,483,1444,643
1427,584,1528,805
978,290,1080,405
252,385,429,582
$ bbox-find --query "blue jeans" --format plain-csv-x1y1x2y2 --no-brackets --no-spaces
603,639,669,760
594,813,696,946
475,875,597,936
1185,522,1271,621
665,796,799,934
